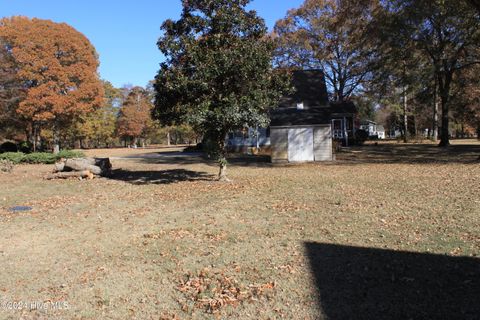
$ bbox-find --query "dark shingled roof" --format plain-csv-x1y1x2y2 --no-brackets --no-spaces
328,101,357,115
278,70,329,109
270,70,357,127
270,108,332,126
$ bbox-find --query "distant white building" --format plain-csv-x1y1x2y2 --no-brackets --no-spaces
360,120,385,139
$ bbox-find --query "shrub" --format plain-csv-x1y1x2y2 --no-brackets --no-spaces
56,150,85,159
0,141,18,153
355,129,369,145
332,140,341,153
0,150,84,164
24,152,56,164
0,152,24,164
17,141,33,153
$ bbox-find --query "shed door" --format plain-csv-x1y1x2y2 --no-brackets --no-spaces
288,128,314,162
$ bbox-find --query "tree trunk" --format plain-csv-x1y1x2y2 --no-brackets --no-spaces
217,136,230,181
403,87,408,143
439,94,450,147
218,160,230,182
432,80,439,141
413,115,417,138
32,126,37,153
52,123,60,154
31,122,41,152
437,68,453,147
167,132,171,146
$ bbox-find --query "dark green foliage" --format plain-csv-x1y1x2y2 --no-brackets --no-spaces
23,152,57,164
0,141,18,153
0,150,84,164
0,152,24,164
17,141,33,153
354,96,377,122
355,129,369,146
56,150,85,159
153,0,292,177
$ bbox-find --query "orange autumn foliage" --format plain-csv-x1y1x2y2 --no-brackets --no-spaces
116,87,153,140
0,16,103,125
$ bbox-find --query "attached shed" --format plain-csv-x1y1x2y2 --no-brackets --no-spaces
270,108,333,163
270,70,356,163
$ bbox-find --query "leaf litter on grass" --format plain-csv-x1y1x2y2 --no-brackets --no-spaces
178,267,275,315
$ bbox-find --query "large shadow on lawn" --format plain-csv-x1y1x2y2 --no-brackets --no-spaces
305,242,480,320
123,150,272,167
336,143,480,164
110,168,214,185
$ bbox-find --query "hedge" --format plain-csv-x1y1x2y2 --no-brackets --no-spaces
0,150,85,164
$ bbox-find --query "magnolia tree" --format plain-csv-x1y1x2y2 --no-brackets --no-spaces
0,17,104,152
153,0,291,181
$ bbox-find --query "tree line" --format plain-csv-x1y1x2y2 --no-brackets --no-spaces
0,17,195,153
1,0,479,161
273,0,480,145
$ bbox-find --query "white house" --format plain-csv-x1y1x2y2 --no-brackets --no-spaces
360,120,385,139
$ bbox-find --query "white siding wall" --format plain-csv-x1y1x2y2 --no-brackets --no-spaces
270,128,288,163
313,126,333,161
288,128,314,162
271,125,333,163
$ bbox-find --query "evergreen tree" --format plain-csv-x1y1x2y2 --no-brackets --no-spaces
153,0,291,181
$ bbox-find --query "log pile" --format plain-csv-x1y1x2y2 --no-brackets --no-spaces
46,158,112,180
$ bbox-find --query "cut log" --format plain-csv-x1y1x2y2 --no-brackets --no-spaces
45,170,94,180
51,157,112,177
53,161,65,173
64,158,102,175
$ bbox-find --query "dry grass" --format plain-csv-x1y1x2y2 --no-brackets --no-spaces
0,140,479,319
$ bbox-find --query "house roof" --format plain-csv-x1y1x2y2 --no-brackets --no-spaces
270,101,357,127
270,107,332,126
278,70,329,109
270,70,358,127
329,101,358,115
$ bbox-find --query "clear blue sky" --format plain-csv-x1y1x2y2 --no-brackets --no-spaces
0,0,303,88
